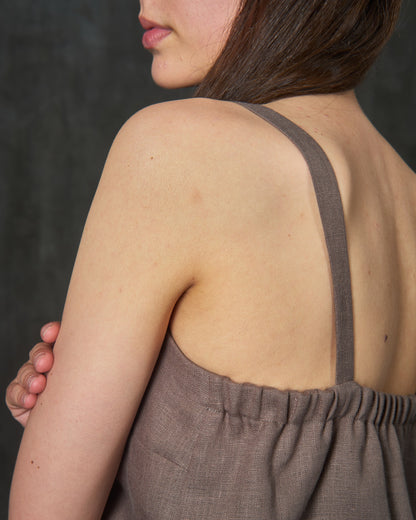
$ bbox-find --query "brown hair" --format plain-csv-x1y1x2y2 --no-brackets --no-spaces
194,0,402,103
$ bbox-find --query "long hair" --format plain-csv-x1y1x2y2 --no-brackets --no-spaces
194,0,402,103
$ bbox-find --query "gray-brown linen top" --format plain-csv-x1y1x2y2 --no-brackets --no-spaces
102,102,416,520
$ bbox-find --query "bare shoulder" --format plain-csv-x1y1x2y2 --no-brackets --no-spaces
102,98,236,192
125,97,246,129
102,98,310,248
116,98,253,153
97,98,243,217
115,97,299,165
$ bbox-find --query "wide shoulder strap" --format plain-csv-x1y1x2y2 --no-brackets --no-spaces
236,101,354,385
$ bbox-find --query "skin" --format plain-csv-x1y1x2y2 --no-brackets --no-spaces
139,0,240,88
5,323,57,428
6,0,241,429
7,1,416,518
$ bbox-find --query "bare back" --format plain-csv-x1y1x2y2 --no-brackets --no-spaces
168,95,416,395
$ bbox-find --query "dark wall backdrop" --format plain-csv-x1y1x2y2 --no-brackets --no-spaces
1,0,415,515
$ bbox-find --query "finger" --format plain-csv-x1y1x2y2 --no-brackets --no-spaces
40,321,60,344
5,381,37,427
27,373,47,394
16,362,48,393
29,342,54,374
5,381,37,410
16,362,39,391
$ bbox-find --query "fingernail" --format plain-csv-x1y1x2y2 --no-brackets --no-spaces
33,354,44,368
41,324,52,336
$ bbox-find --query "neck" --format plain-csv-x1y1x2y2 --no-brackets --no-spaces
265,90,362,117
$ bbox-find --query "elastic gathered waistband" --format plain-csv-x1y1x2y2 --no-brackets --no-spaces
155,332,416,426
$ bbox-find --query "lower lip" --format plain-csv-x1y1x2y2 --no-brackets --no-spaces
142,27,171,49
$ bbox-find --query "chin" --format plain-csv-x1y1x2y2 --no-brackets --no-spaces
150,60,205,90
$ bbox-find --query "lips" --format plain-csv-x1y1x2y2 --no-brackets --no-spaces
139,16,172,49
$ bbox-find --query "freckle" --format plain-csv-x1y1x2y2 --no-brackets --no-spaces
150,156,154,160
191,188,202,204
31,460,34,465
288,233,292,238
37,466,40,470
384,335,388,342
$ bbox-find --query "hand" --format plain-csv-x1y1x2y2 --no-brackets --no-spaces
6,322,59,427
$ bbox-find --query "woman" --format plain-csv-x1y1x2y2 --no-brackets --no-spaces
8,0,416,518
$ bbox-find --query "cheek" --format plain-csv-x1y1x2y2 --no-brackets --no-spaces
149,0,240,89
178,0,239,56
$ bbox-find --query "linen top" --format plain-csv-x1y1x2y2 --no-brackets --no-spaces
103,102,416,520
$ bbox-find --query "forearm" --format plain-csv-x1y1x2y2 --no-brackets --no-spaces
8,314,159,520
8,345,136,520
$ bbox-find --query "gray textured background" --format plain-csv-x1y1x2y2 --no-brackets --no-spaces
1,1,415,515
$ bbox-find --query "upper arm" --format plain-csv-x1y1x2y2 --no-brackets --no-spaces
9,103,202,519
